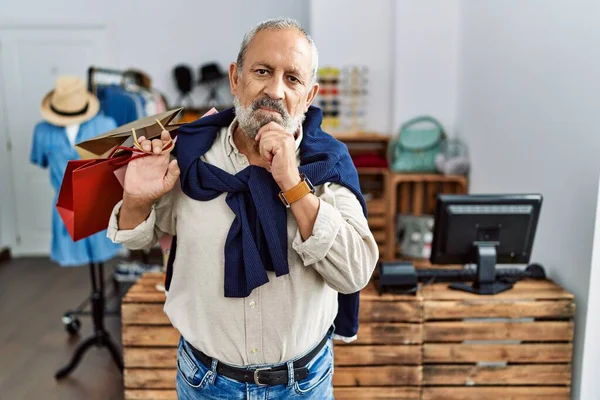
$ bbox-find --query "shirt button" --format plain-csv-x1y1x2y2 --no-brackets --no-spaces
249,300,256,308
250,347,259,355
238,158,246,165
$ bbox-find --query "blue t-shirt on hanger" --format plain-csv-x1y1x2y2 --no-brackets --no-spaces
30,114,122,267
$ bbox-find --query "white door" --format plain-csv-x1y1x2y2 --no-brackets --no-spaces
0,26,109,255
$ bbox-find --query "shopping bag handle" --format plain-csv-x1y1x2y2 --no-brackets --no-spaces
106,119,175,168
132,119,175,153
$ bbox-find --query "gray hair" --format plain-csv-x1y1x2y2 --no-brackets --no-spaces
236,18,319,85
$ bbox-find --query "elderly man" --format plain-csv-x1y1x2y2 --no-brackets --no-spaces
108,18,378,399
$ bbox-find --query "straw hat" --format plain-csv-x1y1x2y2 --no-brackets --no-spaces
40,75,99,126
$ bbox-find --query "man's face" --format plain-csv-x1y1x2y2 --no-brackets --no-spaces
230,28,319,139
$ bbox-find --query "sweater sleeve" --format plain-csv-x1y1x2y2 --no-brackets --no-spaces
292,182,378,294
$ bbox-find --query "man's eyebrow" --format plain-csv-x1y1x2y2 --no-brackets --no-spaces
249,62,306,78
286,67,303,77
250,62,274,70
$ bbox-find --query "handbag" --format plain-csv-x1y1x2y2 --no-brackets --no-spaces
389,116,445,173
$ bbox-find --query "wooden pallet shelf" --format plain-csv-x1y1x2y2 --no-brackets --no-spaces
334,133,469,264
122,274,575,400
419,279,574,400
384,173,468,262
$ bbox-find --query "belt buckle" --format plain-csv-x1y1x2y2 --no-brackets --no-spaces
253,367,271,386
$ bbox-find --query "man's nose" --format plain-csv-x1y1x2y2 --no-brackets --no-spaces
263,75,285,101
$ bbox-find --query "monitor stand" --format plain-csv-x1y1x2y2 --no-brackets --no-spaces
449,242,513,295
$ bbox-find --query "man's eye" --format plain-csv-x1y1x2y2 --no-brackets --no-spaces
256,69,269,75
288,76,299,83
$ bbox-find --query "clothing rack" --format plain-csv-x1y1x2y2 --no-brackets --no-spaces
54,65,130,380
87,66,126,94
55,262,123,379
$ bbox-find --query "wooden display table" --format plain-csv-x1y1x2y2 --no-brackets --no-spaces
419,279,574,400
122,273,574,400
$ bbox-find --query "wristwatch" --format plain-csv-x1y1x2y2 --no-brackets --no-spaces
278,174,315,208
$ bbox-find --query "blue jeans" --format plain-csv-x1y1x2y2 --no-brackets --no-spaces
176,334,335,400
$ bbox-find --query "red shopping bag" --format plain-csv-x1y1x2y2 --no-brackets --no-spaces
57,140,169,241
56,151,132,241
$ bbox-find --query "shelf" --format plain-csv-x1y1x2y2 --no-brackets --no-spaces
333,132,390,142
389,173,467,185
398,256,463,269
357,167,389,175
368,216,386,229
366,199,386,215
372,230,386,243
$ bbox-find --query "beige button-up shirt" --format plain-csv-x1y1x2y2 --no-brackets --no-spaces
107,119,378,366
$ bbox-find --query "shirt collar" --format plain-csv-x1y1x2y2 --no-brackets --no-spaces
225,117,303,156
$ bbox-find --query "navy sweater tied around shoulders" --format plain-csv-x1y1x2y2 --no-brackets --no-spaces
164,106,367,339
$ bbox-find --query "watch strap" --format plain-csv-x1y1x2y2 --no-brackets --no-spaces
278,175,314,208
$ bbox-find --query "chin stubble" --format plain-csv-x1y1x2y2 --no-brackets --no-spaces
233,96,305,140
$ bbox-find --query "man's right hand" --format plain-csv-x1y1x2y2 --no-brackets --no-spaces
123,129,180,205
118,130,179,230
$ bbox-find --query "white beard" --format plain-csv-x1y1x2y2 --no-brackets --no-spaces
233,96,305,139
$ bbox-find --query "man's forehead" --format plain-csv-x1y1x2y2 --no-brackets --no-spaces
245,29,312,74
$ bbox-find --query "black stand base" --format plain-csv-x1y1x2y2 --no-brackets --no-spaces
55,330,123,379
448,241,514,295
55,262,123,380
449,280,513,295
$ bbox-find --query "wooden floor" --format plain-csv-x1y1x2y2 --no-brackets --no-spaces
0,257,126,400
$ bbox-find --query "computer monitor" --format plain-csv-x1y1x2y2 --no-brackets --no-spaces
430,194,543,295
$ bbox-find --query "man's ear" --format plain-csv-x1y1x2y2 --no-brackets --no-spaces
304,82,320,112
229,63,239,96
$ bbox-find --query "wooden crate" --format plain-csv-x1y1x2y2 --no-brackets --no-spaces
334,281,422,399
385,173,468,262
122,273,423,400
335,132,391,258
122,275,575,400
122,273,176,400
420,279,575,400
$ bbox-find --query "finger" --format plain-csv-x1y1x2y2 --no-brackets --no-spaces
151,138,163,154
141,138,152,153
163,159,180,190
258,138,273,163
258,122,279,134
262,121,284,131
137,136,146,142
256,127,291,143
261,138,280,163
160,130,170,142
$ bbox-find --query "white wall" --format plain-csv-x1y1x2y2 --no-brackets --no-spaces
582,177,600,399
310,0,460,136
456,1,600,398
393,0,460,136
1,0,309,109
310,0,395,134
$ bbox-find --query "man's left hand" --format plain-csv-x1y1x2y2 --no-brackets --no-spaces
255,122,301,191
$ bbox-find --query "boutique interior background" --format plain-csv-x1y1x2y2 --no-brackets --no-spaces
1,0,599,399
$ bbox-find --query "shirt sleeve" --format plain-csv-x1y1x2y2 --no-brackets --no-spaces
30,123,48,168
106,189,176,251
292,183,379,294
